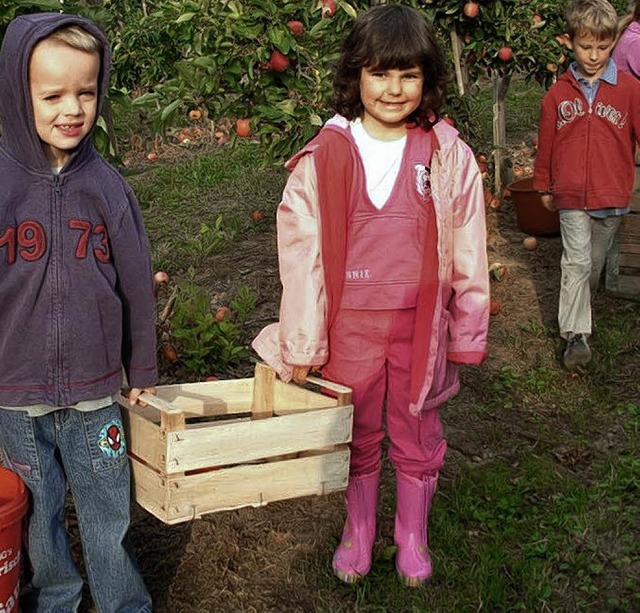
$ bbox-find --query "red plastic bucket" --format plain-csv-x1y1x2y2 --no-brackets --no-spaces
0,467,28,613
508,177,560,236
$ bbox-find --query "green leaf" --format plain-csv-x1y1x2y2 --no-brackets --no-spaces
175,12,196,24
337,1,357,20
160,99,183,121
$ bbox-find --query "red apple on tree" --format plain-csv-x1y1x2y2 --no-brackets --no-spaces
268,50,290,72
463,2,479,18
498,46,513,62
287,20,305,37
318,0,336,18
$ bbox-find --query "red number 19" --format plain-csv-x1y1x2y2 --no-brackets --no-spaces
0,221,46,264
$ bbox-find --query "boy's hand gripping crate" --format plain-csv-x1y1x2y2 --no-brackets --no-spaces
118,364,353,524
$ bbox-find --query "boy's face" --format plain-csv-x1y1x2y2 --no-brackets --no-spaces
568,31,615,83
29,38,100,167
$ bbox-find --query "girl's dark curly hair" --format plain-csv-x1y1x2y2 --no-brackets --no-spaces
333,4,450,129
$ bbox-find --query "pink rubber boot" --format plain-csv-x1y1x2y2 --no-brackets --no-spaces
394,471,438,587
332,470,380,583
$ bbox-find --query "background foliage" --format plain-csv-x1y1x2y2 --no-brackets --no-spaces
0,0,631,157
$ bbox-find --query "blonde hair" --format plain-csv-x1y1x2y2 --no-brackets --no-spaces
565,0,618,40
46,24,102,54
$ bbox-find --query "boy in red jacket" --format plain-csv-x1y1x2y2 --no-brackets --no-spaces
533,0,640,370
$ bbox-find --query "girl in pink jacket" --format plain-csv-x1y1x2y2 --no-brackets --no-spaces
253,4,489,587
614,0,640,79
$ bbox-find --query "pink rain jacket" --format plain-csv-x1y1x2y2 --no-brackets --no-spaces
253,115,489,415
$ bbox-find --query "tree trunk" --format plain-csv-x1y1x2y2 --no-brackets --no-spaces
492,73,510,194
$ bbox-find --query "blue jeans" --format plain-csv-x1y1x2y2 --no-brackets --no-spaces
0,403,151,613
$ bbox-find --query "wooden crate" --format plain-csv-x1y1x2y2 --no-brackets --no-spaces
118,364,353,524
606,170,640,299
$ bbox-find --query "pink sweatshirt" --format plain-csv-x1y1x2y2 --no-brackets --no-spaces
614,21,640,79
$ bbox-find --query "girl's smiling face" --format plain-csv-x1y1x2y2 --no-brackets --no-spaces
359,65,424,140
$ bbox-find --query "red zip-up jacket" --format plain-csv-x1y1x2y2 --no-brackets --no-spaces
533,70,640,209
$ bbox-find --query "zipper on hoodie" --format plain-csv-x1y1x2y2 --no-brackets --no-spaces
585,90,593,210
52,175,63,405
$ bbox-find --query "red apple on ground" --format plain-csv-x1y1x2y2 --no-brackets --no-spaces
146,152,158,162
288,20,304,37
235,118,251,138
251,210,265,221
215,306,231,322
463,2,480,18
268,50,290,72
163,346,178,363
523,236,539,251
489,299,501,316
498,46,513,62
153,271,169,284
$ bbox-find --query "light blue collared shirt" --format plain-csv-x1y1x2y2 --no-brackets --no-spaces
569,60,630,218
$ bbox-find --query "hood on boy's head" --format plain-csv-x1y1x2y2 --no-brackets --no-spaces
0,12,110,171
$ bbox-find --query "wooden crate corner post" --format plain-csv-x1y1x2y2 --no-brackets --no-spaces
251,362,276,419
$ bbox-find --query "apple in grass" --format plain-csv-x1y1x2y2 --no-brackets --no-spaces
463,2,479,18
153,271,169,284
215,306,231,322
268,50,290,72
235,118,251,138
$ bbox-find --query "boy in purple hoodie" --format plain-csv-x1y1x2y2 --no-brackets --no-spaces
0,13,155,612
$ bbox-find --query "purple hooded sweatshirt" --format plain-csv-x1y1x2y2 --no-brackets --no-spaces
0,13,157,407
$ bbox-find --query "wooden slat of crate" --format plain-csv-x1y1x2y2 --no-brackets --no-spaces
606,174,640,298
154,378,255,417
165,404,353,473
130,448,350,524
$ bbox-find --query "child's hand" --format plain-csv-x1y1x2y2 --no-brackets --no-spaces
541,194,555,211
291,365,311,384
128,386,157,406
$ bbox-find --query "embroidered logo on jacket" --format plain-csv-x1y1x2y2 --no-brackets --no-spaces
557,98,585,129
98,419,126,457
594,102,627,128
346,268,371,281
415,164,432,199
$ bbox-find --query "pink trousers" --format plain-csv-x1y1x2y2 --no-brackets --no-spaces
322,308,447,478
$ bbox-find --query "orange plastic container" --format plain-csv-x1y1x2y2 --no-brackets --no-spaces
0,467,28,613
508,177,560,236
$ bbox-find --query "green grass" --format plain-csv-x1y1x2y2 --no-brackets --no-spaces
127,142,287,272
